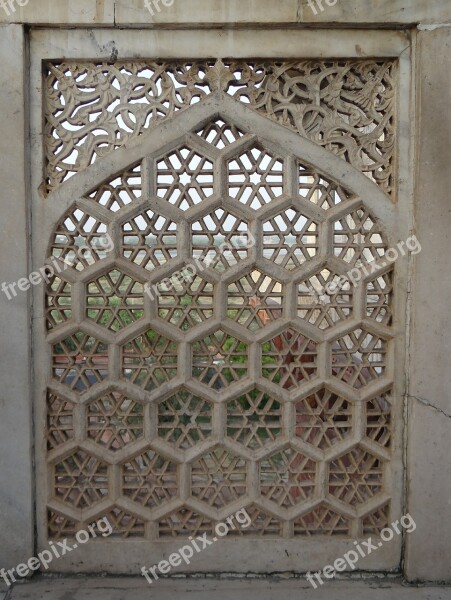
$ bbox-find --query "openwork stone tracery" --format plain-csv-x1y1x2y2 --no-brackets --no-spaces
45,60,396,195
45,60,395,541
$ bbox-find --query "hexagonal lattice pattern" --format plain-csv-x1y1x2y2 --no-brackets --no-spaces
48,506,145,539
47,393,74,450
156,146,214,210
52,331,108,391
227,389,282,450
263,207,319,269
259,447,316,507
46,111,395,540
295,389,353,450
158,389,213,449
196,118,246,149
297,268,353,329
328,447,384,506
47,510,78,540
362,504,390,535
95,507,146,538
366,270,394,325
87,163,142,212
262,329,318,390
158,508,213,538
366,393,391,448
191,447,247,508
227,268,283,331
228,145,284,209
299,162,353,210
54,450,109,509
87,392,144,451
86,269,144,331
157,274,214,331
333,206,387,266
192,329,248,389
191,207,251,271
46,276,72,330
225,505,282,537
122,331,178,391
122,449,178,508
293,504,350,536
121,209,177,271
50,207,110,271
331,328,387,388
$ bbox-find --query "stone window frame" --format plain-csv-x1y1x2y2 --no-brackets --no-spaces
26,27,414,574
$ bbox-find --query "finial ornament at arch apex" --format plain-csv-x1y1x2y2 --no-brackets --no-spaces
204,59,237,93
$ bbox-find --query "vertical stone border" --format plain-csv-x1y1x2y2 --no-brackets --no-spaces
0,24,34,567
405,25,451,583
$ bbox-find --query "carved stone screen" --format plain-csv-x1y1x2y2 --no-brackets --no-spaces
40,59,398,570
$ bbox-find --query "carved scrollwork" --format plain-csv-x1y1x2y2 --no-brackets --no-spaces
44,59,396,195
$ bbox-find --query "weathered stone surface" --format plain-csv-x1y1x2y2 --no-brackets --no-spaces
7,577,451,600
406,402,451,583
0,581,8,599
115,0,299,24
405,25,451,583
301,0,451,24
1,0,450,25
0,24,34,568
408,26,451,416
0,0,115,24
31,28,409,59
0,0,297,25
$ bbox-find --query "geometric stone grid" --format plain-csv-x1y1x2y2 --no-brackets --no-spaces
46,115,393,540
44,60,396,196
